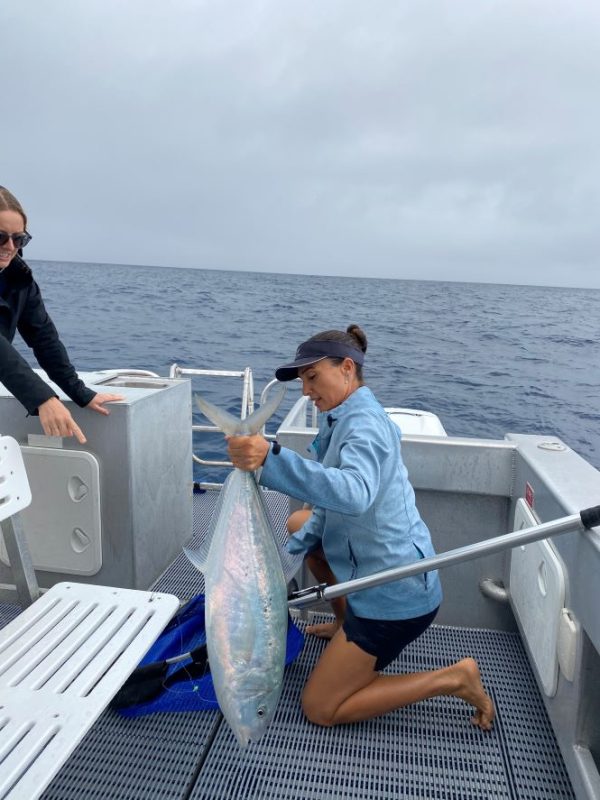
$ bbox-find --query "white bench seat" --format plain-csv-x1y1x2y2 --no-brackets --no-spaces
0,581,180,800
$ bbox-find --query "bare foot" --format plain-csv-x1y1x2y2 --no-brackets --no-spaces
452,658,495,731
305,620,342,639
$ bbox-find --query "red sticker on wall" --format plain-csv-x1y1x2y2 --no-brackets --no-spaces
525,482,534,508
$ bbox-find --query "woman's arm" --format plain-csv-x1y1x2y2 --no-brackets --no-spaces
286,506,326,555
229,412,388,515
17,281,96,408
0,335,87,441
0,334,57,414
261,438,380,514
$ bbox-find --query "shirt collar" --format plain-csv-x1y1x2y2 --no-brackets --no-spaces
322,385,374,427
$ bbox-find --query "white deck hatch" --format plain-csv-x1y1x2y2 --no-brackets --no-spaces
509,498,566,697
0,447,102,576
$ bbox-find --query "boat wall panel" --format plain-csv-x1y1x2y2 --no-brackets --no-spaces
416,489,516,631
278,430,517,497
401,436,516,496
577,632,600,792
506,434,600,658
127,387,193,588
507,433,600,800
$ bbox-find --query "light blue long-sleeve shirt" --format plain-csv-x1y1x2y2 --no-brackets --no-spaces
259,386,442,620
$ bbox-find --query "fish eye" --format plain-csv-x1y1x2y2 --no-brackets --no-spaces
257,705,266,718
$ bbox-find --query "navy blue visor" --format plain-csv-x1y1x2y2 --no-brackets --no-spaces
275,339,365,381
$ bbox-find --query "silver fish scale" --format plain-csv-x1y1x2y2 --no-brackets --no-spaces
204,469,288,746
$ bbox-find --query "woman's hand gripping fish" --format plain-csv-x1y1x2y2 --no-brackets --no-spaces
184,384,301,747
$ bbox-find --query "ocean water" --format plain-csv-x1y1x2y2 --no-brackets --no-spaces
14,260,600,481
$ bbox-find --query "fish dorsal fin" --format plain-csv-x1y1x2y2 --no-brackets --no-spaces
195,383,286,436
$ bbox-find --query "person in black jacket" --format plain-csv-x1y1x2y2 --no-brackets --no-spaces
0,186,123,443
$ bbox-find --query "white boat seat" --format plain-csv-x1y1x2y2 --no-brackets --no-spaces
0,435,39,607
0,581,180,800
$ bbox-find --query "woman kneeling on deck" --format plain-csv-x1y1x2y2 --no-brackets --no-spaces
227,325,495,731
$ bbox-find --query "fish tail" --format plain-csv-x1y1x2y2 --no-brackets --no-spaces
195,395,242,435
240,383,286,434
195,383,286,436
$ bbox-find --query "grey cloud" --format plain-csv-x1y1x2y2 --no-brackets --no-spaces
1,0,600,287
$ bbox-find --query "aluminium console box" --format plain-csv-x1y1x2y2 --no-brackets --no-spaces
0,370,192,591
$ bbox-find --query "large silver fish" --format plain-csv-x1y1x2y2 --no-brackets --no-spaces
185,385,301,747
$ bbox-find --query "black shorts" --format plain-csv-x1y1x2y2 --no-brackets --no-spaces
342,605,439,671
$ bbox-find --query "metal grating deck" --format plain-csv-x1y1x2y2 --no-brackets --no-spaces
0,489,577,799
186,620,575,800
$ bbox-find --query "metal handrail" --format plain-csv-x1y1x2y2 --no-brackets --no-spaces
169,365,254,468
288,504,600,609
259,379,318,437
259,379,283,440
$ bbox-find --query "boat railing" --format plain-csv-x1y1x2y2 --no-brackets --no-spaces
264,384,319,429
168,366,294,474
169,364,255,469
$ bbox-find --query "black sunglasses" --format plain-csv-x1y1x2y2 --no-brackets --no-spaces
0,231,32,249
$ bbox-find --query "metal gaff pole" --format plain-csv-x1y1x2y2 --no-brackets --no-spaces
287,505,600,610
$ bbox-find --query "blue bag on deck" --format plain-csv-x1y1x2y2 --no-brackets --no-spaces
117,594,305,718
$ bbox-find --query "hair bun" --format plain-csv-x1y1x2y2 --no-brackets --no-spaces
346,324,367,353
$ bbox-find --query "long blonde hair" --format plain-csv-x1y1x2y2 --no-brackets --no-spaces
0,187,27,228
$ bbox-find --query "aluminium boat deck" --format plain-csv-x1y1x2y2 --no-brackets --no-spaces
0,489,576,799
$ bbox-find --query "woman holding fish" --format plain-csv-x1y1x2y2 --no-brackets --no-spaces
227,324,495,732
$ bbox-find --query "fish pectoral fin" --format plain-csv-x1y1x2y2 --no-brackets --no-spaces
255,484,303,582
184,470,237,573
276,540,305,583
184,545,208,573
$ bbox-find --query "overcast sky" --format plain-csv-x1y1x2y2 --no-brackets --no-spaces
2,1,600,288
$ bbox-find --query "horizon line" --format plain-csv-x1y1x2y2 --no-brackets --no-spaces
28,257,599,293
